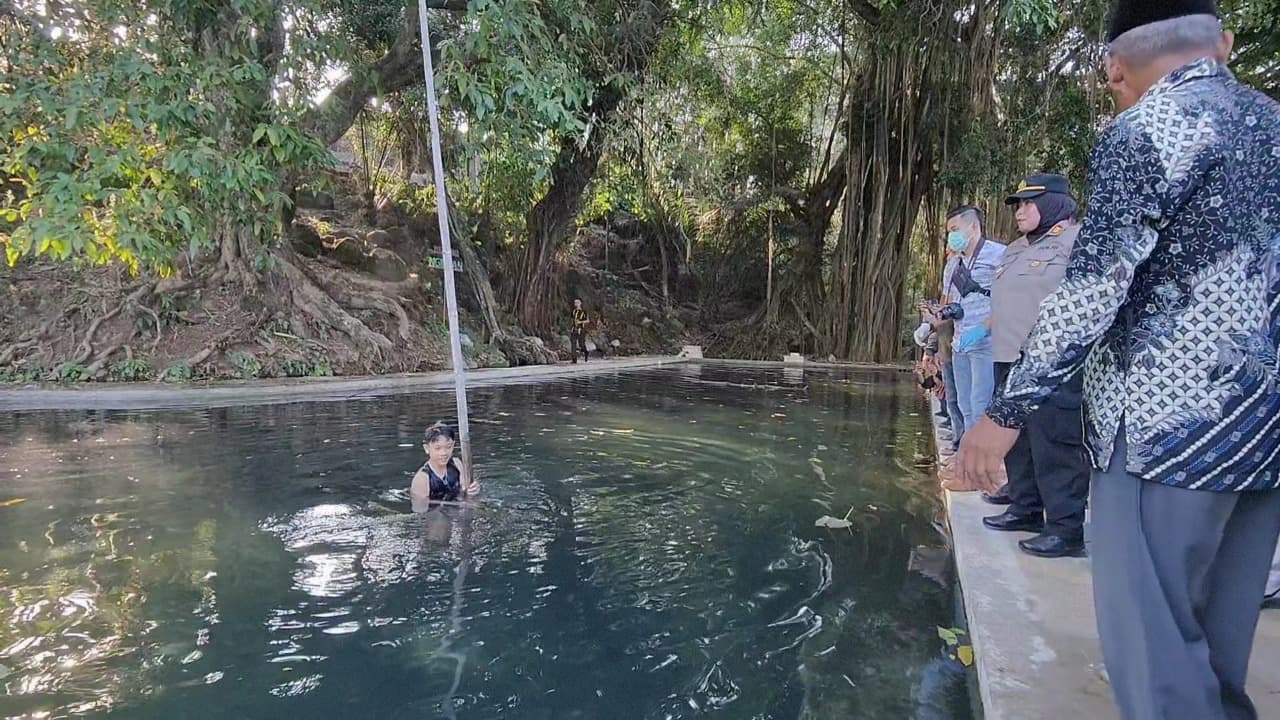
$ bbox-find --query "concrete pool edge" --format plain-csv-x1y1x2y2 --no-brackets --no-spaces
0,356,688,411
0,356,919,411
929,393,1280,720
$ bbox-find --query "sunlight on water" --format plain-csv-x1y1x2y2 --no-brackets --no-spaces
0,365,969,719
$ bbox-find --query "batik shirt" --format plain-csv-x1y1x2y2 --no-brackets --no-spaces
988,59,1280,491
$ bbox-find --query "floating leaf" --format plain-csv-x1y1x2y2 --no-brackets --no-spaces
958,645,974,666
0,498,26,508
815,515,852,529
937,627,959,645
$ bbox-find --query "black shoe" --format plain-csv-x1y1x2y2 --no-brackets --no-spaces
1019,533,1085,558
1263,591,1280,610
982,485,1012,505
982,512,1045,533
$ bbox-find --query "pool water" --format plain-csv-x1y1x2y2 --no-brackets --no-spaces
0,364,969,719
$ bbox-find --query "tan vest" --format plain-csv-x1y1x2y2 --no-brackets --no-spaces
990,223,1079,363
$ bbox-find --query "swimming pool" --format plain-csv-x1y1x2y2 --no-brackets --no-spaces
0,364,968,719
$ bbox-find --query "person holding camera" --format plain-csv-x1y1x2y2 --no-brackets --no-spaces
935,205,1003,435
980,173,1091,558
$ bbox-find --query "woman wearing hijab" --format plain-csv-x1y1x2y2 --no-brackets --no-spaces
979,173,1091,559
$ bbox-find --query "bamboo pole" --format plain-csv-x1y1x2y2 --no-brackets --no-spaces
417,0,472,474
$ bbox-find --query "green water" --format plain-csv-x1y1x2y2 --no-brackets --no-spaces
0,364,968,719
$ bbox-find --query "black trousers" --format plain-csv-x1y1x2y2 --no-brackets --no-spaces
995,361,1090,539
570,330,588,362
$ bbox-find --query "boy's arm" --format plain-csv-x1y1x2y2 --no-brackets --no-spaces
410,469,431,512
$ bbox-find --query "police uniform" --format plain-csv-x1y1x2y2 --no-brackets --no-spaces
989,211,1090,544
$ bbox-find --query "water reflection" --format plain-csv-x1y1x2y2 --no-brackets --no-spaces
0,365,965,719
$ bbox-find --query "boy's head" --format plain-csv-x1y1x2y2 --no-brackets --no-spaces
424,422,457,464
574,298,583,309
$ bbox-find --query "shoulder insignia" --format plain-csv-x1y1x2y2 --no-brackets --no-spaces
1048,224,1065,236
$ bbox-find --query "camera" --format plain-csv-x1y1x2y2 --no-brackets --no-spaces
936,302,964,321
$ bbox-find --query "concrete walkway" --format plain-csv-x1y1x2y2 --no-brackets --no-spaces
932,399,1280,719
0,356,685,411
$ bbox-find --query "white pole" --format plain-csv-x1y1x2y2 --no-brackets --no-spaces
417,0,471,474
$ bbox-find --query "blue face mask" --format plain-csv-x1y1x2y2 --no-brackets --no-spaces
947,231,969,252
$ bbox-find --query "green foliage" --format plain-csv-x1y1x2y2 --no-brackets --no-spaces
0,0,332,272
161,362,194,383
55,362,91,383
280,356,334,377
109,358,151,382
228,351,263,379
0,366,44,384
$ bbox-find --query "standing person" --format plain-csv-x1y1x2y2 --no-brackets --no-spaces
570,298,589,364
958,4,1280,718
940,205,1004,434
981,173,1091,558
936,251,967,449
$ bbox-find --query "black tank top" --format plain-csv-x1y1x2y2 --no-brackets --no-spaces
422,461,462,502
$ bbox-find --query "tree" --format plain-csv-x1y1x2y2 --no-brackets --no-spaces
0,0,466,369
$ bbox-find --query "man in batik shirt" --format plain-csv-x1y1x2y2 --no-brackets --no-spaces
957,1,1280,718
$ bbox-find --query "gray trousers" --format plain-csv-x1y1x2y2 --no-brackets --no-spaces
1092,429,1280,720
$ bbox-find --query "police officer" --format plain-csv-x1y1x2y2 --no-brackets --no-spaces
980,173,1090,558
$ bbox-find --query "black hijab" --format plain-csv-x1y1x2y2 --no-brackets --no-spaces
1029,192,1078,240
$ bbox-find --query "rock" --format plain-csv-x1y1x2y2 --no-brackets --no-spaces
369,247,408,282
366,229,391,247
327,237,371,271
611,339,621,347
290,222,324,258
557,335,571,352
330,226,361,241
297,189,334,210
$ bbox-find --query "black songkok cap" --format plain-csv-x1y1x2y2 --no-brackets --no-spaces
1107,0,1219,42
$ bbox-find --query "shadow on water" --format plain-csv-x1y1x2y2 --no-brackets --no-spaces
0,364,970,719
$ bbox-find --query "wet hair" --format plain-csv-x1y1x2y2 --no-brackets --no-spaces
424,422,457,445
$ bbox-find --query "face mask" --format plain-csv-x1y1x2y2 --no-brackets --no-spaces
947,231,969,252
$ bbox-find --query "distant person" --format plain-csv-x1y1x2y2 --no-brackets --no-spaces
410,422,478,512
958,4,1280,718
570,298,590,364
934,249,966,449
980,173,1090,559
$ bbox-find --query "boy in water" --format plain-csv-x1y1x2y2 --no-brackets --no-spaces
410,422,479,512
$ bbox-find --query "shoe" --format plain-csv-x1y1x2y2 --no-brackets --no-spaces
1263,589,1280,609
982,485,1012,505
982,512,1045,533
1019,533,1085,558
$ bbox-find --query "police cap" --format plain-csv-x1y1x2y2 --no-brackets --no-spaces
1004,173,1071,206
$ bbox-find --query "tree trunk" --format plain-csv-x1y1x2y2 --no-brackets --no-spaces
828,33,934,362
512,88,621,334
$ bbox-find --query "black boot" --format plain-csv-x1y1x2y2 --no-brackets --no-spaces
1018,533,1085,558
982,511,1045,533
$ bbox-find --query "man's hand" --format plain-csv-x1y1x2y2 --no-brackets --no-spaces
955,416,1020,493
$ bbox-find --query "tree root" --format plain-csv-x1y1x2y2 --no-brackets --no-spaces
85,344,125,376
188,330,238,367
0,340,39,366
73,283,155,365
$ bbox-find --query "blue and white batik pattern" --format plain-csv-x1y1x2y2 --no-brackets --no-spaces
988,58,1280,492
